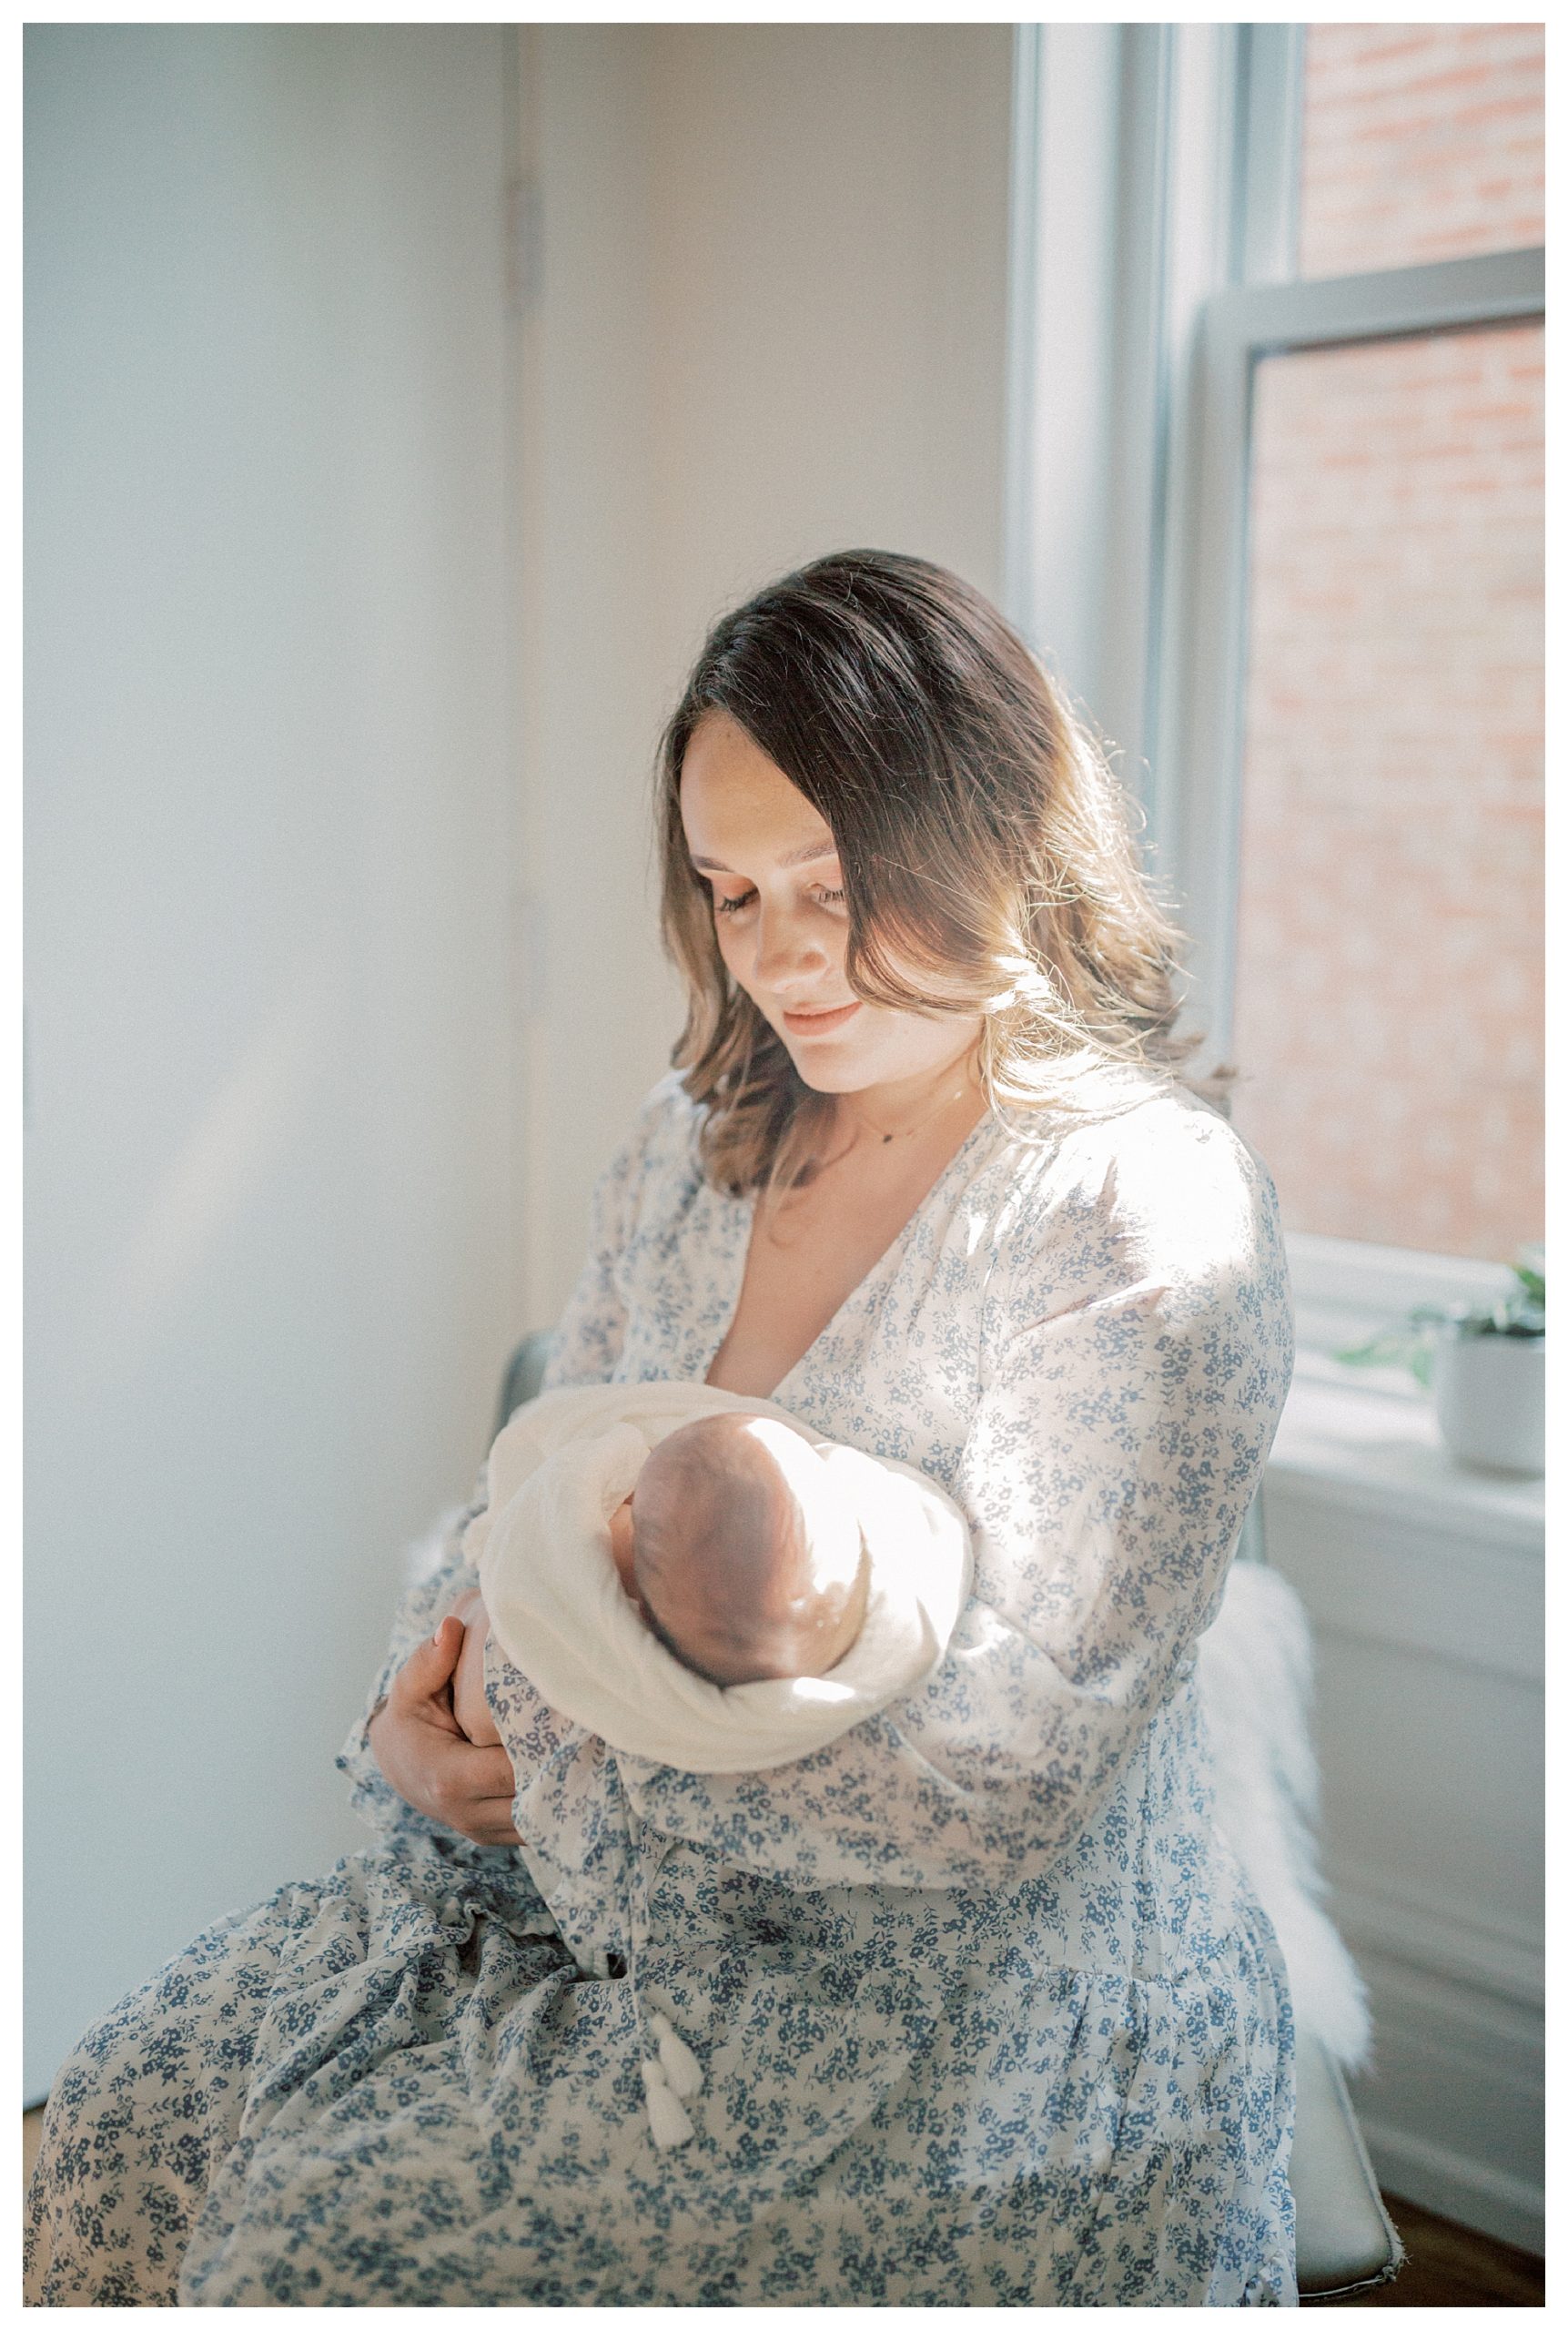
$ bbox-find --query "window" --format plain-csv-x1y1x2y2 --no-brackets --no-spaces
1150,28,1542,1290
1230,319,1543,1261
1007,23,1543,1347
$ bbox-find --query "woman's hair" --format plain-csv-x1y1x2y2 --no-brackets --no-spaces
657,549,1216,1200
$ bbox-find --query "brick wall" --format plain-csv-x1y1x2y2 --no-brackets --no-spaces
1298,22,1543,278
1226,27,1543,1263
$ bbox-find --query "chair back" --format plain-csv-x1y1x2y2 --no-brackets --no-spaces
495,1329,556,1439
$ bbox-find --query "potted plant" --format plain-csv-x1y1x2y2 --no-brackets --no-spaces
1336,1246,1544,1477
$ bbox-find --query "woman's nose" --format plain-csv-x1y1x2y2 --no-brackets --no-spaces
753,903,833,995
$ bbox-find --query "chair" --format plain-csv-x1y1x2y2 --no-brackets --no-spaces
1290,2033,1403,2301
495,1329,558,1438
493,1332,1403,2303
1228,1496,1402,2301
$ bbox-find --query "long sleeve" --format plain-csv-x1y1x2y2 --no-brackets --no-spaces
614,1112,1294,1891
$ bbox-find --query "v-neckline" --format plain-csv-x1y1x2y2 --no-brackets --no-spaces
704,1105,1003,1404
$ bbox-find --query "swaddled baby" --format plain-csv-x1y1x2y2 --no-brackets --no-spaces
447,1380,970,1775
452,1409,870,1744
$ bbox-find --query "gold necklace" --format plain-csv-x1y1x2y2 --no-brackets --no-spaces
848,1074,976,1146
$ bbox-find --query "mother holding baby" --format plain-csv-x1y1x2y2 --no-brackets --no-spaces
26,552,1297,2305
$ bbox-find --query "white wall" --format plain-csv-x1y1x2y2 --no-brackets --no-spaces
517,25,1015,1326
25,19,1017,2102
511,27,666,1334
25,25,516,2098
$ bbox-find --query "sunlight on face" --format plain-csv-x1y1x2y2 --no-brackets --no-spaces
679,711,981,1102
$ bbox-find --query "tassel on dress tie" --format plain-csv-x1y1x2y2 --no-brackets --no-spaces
626,1828,705,2151
640,2007,704,2150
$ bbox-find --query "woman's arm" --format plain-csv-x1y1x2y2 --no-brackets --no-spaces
612,1122,1294,1891
339,1090,659,1846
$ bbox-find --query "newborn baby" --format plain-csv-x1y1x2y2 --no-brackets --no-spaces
451,1410,871,1747
446,1377,970,1776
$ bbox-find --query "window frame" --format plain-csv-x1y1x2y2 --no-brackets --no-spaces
1153,241,1545,1073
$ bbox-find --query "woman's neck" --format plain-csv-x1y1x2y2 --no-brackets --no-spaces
828,1050,985,1152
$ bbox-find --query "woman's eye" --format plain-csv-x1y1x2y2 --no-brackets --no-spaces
709,882,845,917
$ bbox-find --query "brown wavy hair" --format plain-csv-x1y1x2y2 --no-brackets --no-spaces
657,549,1213,1200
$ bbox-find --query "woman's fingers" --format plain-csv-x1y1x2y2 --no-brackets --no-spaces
424,1615,467,1680
388,1619,464,1714
372,1628,522,1842
391,1714,520,1839
460,1742,521,1800
427,1741,519,1832
430,1776,521,1847
467,1800,524,1848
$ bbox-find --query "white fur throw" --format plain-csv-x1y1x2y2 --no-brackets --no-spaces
1196,1560,1371,2071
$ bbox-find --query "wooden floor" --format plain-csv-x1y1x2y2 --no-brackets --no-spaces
1340,2193,1543,2309
22,2112,1543,2305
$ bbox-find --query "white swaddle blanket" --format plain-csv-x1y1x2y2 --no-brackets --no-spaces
466,1382,973,1776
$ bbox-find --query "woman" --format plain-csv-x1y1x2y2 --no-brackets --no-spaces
26,552,1296,2305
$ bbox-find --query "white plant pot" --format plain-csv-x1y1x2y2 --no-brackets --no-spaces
1431,1327,1545,1477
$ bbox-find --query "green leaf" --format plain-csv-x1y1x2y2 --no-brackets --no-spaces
1332,1329,1432,1384
1511,1258,1545,1310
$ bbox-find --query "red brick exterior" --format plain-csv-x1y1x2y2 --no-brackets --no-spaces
1226,26,1543,1263
1297,22,1543,279
1229,319,1543,1261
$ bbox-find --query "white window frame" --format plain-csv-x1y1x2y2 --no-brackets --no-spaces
1006,24,1545,1349
1158,244,1544,1088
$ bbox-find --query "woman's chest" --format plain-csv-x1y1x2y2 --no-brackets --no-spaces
609,1160,1006,1488
705,1161,949,1403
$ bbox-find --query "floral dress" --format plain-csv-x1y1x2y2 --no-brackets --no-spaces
25,1069,1298,2306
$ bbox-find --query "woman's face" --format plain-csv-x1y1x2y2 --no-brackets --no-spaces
679,710,982,1099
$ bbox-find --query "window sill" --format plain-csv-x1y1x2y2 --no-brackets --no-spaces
1286,1228,1522,1348
1268,1366,1543,1555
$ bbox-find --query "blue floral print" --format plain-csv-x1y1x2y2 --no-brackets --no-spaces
25,1068,1297,2305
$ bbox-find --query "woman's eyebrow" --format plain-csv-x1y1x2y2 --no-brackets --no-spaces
688,842,838,874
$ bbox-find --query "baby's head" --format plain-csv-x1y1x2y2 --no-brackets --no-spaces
628,1415,869,1687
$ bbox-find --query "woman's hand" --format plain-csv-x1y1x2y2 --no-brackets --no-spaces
449,1590,502,1748
369,1616,522,1847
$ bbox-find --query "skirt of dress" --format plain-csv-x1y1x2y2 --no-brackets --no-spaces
25,1834,1296,2308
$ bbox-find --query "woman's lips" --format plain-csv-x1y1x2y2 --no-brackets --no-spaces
780,999,863,1037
